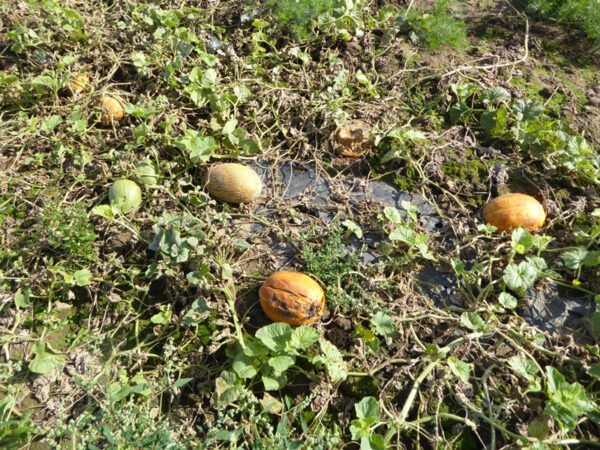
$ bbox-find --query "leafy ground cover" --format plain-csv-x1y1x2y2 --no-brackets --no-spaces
1,0,600,448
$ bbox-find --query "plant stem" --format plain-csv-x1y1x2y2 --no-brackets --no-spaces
223,281,245,349
461,397,532,443
396,332,483,425
397,359,438,424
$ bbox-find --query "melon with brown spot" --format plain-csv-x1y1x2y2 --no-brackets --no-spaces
483,193,546,233
100,94,127,127
206,163,262,204
68,73,91,96
259,271,325,326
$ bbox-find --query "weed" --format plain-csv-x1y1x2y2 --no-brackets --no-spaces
301,225,373,314
34,202,97,268
0,372,35,449
379,203,437,264
447,82,600,186
525,0,600,46
396,0,468,49
259,0,364,41
41,399,188,449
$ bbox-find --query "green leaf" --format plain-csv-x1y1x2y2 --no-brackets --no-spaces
415,240,437,261
481,110,498,132
202,68,218,86
526,255,547,273
356,70,370,85
560,247,588,270
482,87,511,105
512,99,544,121
590,363,600,378
350,419,370,440
544,366,596,430
72,269,92,287
370,312,397,338
268,355,296,373
173,377,193,388
342,219,363,239
149,226,195,263
498,292,517,309
355,396,380,423
123,104,154,120
181,298,210,327
508,356,539,382
150,306,172,324
350,398,384,446
214,371,244,406
41,115,63,131
448,102,470,125
503,260,540,292
109,383,132,403
460,312,489,332
565,135,592,157
532,235,554,252
262,374,286,391
70,118,88,132
239,135,259,154
354,325,380,353
511,228,534,254
383,207,403,224
30,75,59,92
92,204,115,219
221,118,238,135
0,72,19,85
233,353,257,379
450,83,480,102
131,51,148,70
232,85,252,103
313,339,348,382
389,225,415,245
213,428,243,442
174,131,217,164
256,323,293,353
527,417,551,441
14,288,31,308
290,326,320,350
400,200,419,222
403,129,429,143
233,239,252,249
186,263,210,286
367,434,385,450
185,83,208,107
29,343,66,375
29,355,57,375
387,128,428,143
447,357,471,382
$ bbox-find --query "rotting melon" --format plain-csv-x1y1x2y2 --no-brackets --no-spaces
331,120,372,157
259,271,325,326
100,94,127,127
68,73,91,96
